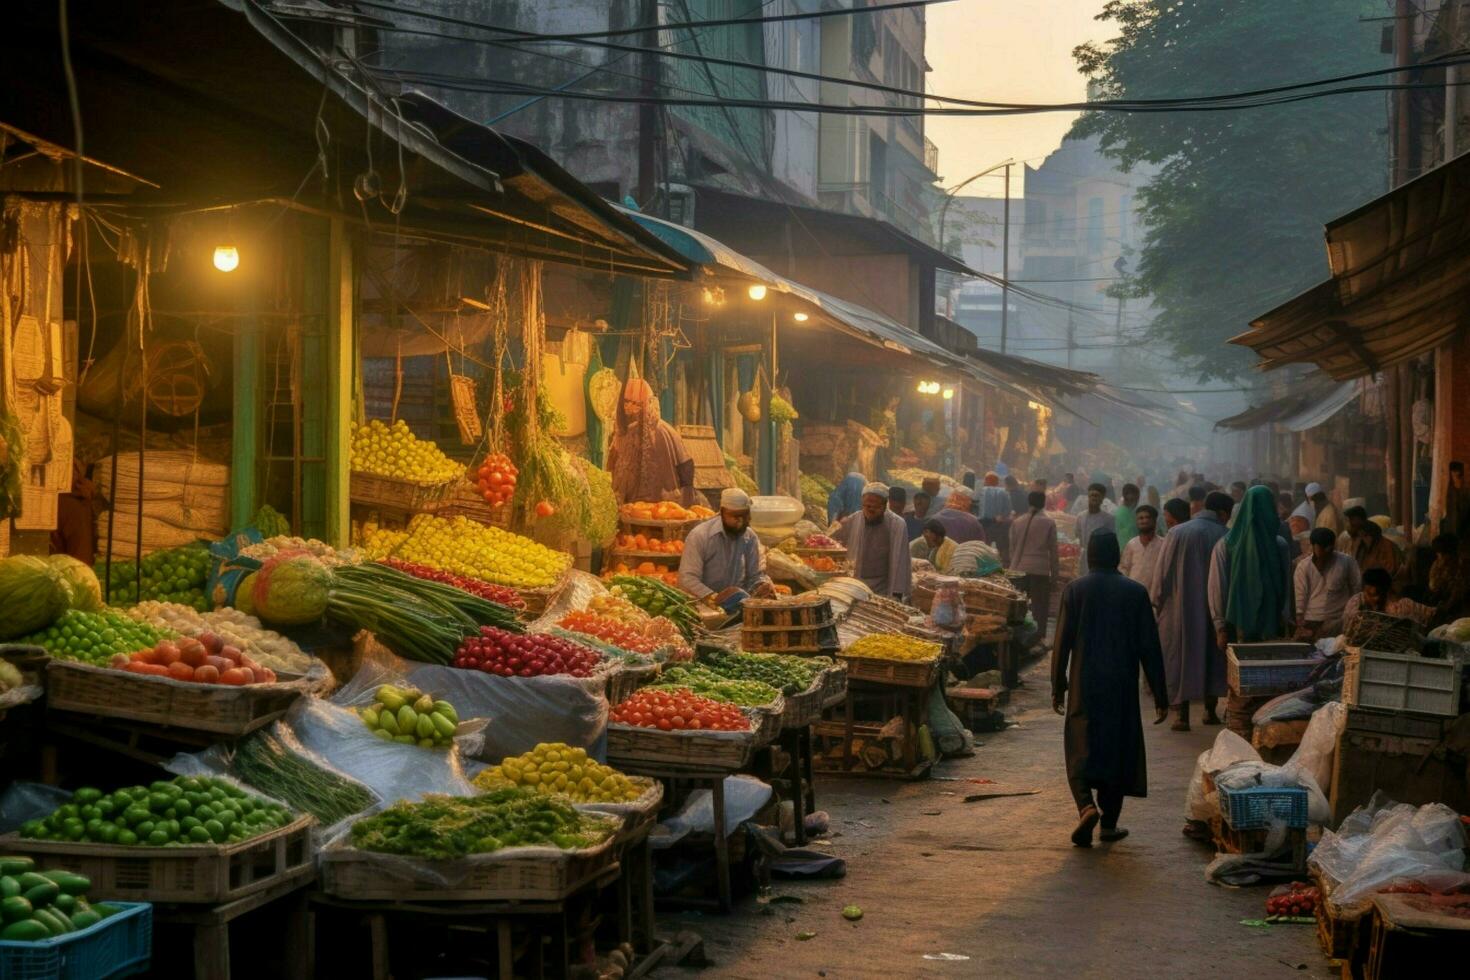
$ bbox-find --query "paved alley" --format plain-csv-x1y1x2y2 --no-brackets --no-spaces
671,659,1331,980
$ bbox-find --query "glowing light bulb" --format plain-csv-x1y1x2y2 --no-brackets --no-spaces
793,311,809,322
213,245,239,272
942,388,955,400
747,284,768,301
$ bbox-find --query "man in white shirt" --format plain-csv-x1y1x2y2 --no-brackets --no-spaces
1293,527,1362,641
1290,482,1322,525
1074,483,1116,577
1119,504,1162,588
678,488,776,604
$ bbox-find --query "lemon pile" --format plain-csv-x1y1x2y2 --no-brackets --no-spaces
394,514,571,588
355,521,409,559
351,419,464,485
474,743,648,803
843,632,941,662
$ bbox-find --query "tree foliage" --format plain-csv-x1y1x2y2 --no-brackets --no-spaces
1073,0,1389,380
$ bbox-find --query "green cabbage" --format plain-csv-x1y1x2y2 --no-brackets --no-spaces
251,554,330,625
47,555,104,612
0,556,71,639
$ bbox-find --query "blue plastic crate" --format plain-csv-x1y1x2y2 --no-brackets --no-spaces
0,902,152,980
1219,785,1309,830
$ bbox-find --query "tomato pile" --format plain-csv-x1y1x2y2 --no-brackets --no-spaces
377,558,526,609
555,611,661,654
453,627,601,678
112,633,278,685
610,687,749,732
1265,882,1319,918
474,452,518,507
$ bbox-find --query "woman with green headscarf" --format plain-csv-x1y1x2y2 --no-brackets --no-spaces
1206,484,1292,651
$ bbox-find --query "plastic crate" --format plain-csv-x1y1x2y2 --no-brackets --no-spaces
0,902,152,980
1344,648,1463,717
1218,784,1309,830
1226,642,1319,697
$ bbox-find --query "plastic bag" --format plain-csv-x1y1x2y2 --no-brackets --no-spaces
927,682,969,756
1281,701,1346,811
0,783,71,833
652,775,772,848
1185,729,1259,821
1252,687,1321,725
1310,793,1468,909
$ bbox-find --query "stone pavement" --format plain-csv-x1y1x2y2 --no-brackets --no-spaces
666,659,1332,979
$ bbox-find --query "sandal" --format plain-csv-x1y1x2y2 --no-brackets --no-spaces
1071,805,1100,848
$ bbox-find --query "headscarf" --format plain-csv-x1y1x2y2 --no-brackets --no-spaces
828,472,867,523
1087,530,1121,571
1224,485,1286,640
609,378,685,503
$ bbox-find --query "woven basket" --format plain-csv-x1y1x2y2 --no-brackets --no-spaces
0,815,315,904
514,568,574,616
777,666,847,729
350,471,458,513
44,660,314,736
605,723,756,773
608,659,657,706
319,831,620,902
1342,610,1419,653
839,655,939,689
575,779,665,839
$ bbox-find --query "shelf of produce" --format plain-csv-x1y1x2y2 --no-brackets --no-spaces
0,813,316,904
0,901,153,980
319,832,622,903
606,724,757,774
43,660,314,737
616,516,703,541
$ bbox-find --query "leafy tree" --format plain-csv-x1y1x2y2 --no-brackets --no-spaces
1073,1,1389,380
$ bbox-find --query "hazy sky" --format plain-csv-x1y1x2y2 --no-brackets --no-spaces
926,1,1114,196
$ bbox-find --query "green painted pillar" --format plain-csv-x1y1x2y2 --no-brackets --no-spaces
231,304,258,530
325,218,353,547
760,313,776,495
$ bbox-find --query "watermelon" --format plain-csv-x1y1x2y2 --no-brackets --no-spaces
0,556,70,639
251,554,330,625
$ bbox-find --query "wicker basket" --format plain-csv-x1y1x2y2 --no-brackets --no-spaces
605,723,756,773
575,779,665,839
514,568,574,616
0,644,49,671
0,815,315,904
818,662,849,709
319,832,620,902
1342,610,1419,653
350,471,458,513
777,668,841,729
608,659,658,705
44,660,314,736
839,655,940,688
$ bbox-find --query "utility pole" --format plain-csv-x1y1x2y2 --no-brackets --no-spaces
636,0,659,210
1387,0,1414,528
1000,163,1011,354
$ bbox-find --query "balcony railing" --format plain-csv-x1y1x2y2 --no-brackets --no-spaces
923,137,940,177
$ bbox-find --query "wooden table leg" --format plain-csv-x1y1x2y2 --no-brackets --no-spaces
497,918,514,980
283,887,311,980
782,728,807,846
368,912,390,980
841,690,855,772
801,726,817,817
711,777,732,912
636,838,656,954
194,922,230,980
617,848,635,945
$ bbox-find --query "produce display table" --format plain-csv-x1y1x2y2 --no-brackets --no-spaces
813,674,935,780
621,764,739,912
1366,892,1470,979
308,865,621,980
153,872,315,980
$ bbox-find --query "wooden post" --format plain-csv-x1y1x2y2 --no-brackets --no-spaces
325,218,353,547
231,300,259,529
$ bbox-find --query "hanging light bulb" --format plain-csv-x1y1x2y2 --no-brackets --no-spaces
942,387,955,400
212,245,240,273
747,283,768,301
792,311,809,322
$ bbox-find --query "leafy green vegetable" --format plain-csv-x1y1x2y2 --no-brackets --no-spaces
349,789,617,858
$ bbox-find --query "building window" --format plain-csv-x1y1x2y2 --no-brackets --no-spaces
1086,196,1104,254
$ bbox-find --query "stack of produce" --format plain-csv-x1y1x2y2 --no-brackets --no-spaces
349,788,618,857
452,628,601,678
585,592,651,625
802,533,842,550
46,556,103,612
803,554,840,572
357,522,409,558
19,776,294,846
842,633,941,662
652,665,781,707
14,609,174,665
350,418,464,485
619,501,713,523
473,451,518,507
230,729,377,826
696,648,831,695
612,532,684,555
390,514,570,589
377,558,526,609
96,541,212,610
0,556,73,640
726,453,760,497
0,860,126,940
556,611,667,655
610,688,749,731
358,684,460,749
473,743,649,803
112,635,278,685
241,536,359,567
608,575,699,638
799,473,835,519
1265,882,1319,920
124,602,315,674
602,563,681,586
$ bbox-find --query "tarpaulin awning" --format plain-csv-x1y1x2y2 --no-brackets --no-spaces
1231,150,1470,379
1215,377,1358,431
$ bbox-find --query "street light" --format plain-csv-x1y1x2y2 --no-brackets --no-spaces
792,311,809,322
212,245,239,272
747,284,767,301
936,157,1017,353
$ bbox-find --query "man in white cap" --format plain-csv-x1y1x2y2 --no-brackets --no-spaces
1291,483,1322,525
677,488,775,604
836,482,912,600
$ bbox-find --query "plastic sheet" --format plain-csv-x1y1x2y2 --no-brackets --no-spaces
1185,730,1259,822
1309,793,1468,910
652,775,772,848
1281,701,1346,811
0,783,71,833
332,656,488,759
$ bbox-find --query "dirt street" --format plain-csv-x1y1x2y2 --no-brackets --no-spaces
668,660,1332,979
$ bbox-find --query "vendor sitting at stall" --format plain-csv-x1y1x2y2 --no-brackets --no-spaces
1343,567,1433,628
837,482,913,601
677,488,776,606
607,378,695,505
910,517,956,572
934,489,988,545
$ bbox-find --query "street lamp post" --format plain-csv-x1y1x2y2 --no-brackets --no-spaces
936,157,1016,351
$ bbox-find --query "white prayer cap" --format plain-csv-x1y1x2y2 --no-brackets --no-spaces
720,488,752,510
862,481,889,499
1345,497,1366,510
1304,482,1323,496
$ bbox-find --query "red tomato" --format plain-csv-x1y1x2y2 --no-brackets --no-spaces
195,664,220,684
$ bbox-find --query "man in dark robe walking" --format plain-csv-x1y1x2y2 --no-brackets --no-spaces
1051,531,1169,847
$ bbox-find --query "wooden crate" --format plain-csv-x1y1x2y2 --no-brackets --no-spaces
742,623,839,653
0,815,315,904
605,723,756,773
319,833,620,903
839,656,939,689
1313,869,1373,966
777,667,844,730
44,660,312,736
1329,728,1470,825
350,471,457,513
1366,893,1470,979
1206,816,1306,868
435,480,511,528
741,595,834,629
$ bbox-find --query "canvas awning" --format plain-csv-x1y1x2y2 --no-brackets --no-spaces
1215,377,1358,431
1231,151,1470,379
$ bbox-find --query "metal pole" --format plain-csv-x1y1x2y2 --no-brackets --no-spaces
1000,163,1010,354
1448,64,1459,162
636,0,659,208
761,311,777,495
